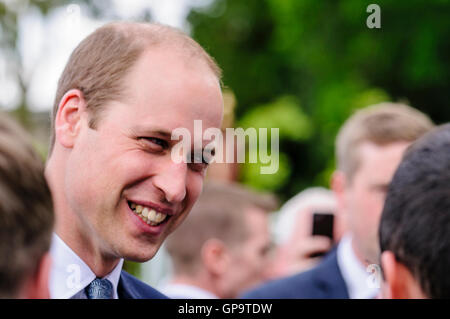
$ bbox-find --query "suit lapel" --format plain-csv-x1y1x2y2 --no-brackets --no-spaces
118,272,138,299
313,248,350,298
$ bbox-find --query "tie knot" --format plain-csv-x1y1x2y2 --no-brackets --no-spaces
85,278,114,299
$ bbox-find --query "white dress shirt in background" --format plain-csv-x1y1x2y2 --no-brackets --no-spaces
337,235,380,299
160,283,218,299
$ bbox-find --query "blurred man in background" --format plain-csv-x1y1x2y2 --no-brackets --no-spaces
242,102,433,299
45,22,223,298
266,187,343,279
161,181,277,298
0,113,54,298
380,124,450,299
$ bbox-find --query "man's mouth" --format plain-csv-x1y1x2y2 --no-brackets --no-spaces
127,201,170,227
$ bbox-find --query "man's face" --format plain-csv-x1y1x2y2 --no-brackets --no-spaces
65,48,223,262
343,141,410,264
224,207,271,297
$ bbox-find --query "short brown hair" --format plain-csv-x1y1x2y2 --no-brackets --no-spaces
336,102,434,181
0,113,54,298
165,181,277,276
49,22,222,154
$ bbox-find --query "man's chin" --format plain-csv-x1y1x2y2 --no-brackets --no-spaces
121,245,160,263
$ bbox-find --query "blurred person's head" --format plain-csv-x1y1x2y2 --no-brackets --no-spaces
165,181,277,298
0,113,53,298
45,22,223,274
269,187,341,276
380,124,450,299
331,103,433,264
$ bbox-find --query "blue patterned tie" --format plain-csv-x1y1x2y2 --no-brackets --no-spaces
85,278,114,299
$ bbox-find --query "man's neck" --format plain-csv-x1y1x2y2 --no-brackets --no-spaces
350,238,370,268
55,227,120,277
47,159,121,278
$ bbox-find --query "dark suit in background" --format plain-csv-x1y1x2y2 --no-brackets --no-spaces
240,249,348,299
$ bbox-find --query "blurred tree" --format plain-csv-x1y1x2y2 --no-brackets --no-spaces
238,95,312,191
0,0,150,127
188,0,450,200
0,0,72,126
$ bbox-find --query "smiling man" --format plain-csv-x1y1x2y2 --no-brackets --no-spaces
45,22,223,299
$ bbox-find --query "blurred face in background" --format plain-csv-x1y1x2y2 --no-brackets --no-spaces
222,206,271,298
340,141,410,264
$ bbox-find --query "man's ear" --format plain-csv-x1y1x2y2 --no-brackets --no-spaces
381,251,426,299
380,251,395,299
21,252,52,299
331,171,348,229
331,171,346,205
54,89,87,149
201,238,229,277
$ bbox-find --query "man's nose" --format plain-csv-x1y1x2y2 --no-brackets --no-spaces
152,162,187,204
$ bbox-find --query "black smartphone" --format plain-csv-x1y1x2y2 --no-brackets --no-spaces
309,212,334,258
312,212,334,240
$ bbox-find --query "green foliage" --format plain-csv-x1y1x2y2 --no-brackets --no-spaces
238,96,312,141
240,150,290,191
189,0,450,199
123,260,141,278
237,96,312,192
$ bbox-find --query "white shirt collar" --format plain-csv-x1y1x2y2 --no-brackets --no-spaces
337,235,380,299
160,283,218,299
49,233,124,299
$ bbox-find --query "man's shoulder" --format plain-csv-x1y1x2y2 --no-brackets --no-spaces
240,268,322,299
118,270,168,299
241,248,348,299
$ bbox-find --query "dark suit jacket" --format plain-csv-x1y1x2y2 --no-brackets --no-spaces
118,271,168,299
240,248,349,299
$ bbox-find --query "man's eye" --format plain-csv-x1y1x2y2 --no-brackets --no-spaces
141,137,169,150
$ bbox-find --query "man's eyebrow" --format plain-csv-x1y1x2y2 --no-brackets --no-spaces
154,130,172,138
132,126,172,138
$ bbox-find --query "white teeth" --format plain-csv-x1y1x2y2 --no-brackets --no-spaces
148,209,156,221
155,213,164,223
130,202,168,226
146,210,167,224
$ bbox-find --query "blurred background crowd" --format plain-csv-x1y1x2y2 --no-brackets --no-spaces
0,0,449,298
